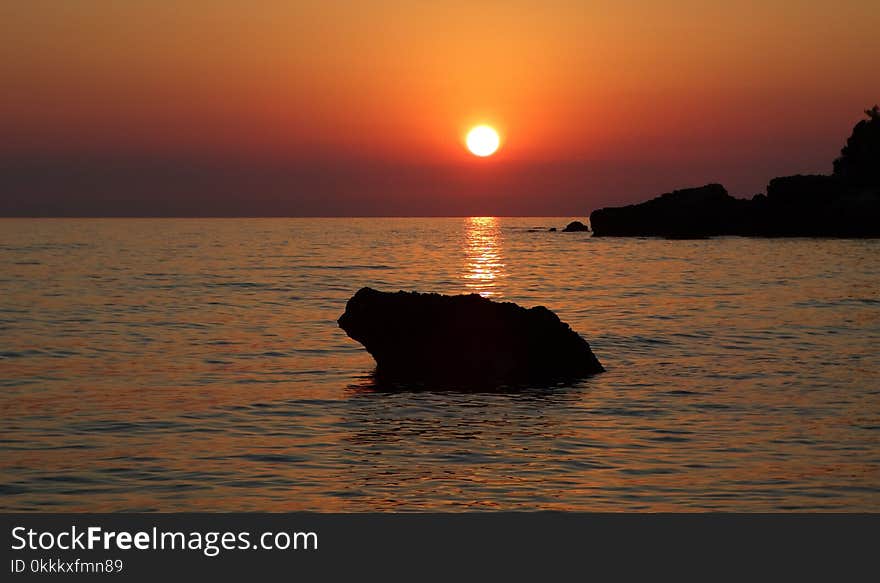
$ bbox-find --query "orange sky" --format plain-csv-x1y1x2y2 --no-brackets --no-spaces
2,1,878,215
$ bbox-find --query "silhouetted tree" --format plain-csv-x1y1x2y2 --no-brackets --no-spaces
833,105,880,187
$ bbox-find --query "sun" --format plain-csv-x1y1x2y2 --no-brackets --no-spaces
466,125,500,157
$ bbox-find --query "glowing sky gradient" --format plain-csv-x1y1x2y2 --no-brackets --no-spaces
2,1,878,216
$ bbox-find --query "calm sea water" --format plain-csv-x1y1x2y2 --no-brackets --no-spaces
1,218,878,511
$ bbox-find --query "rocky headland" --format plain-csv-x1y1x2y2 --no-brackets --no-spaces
589,106,880,238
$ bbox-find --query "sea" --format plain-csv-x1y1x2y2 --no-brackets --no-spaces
1,218,878,511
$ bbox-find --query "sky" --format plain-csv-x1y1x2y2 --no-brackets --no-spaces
2,0,878,216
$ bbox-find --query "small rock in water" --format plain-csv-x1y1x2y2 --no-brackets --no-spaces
562,221,590,232
338,287,604,385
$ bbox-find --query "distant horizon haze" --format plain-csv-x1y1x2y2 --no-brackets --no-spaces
0,146,859,217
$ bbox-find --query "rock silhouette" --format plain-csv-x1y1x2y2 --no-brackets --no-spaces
562,220,590,232
590,106,880,238
834,105,880,188
590,184,750,238
338,287,604,384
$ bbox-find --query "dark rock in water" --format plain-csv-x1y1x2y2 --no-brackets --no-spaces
562,221,590,232
590,106,880,238
338,287,603,384
590,183,750,238
548,227,557,232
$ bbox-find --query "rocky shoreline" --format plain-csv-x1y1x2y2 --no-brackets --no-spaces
587,106,880,238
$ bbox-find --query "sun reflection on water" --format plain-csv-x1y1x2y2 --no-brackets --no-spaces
463,216,506,297
2,219,878,512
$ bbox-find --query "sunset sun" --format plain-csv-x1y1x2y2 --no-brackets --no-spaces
466,125,500,157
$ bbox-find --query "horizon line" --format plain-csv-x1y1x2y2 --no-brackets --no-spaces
0,215,588,219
